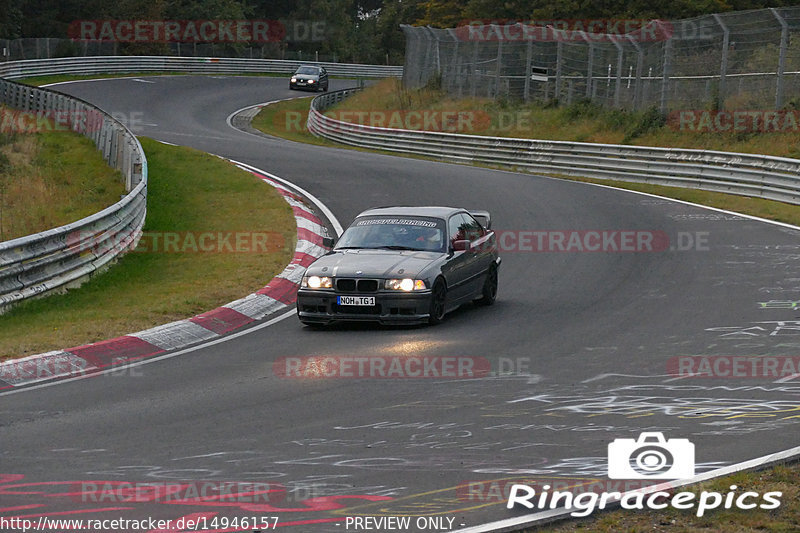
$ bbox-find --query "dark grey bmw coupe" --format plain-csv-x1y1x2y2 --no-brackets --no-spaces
297,206,500,326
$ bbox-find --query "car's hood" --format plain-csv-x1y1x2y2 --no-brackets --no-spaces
306,249,442,279
294,74,319,80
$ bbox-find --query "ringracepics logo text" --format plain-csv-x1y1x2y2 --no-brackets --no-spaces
507,433,782,517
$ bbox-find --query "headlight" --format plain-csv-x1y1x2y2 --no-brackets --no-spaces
308,79,315,83
385,279,426,291
302,275,332,289
291,77,297,82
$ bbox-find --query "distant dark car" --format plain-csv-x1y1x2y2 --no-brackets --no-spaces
297,206,500,326
289,65,329,92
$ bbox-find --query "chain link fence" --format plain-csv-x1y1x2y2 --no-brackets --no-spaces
401,6,800,111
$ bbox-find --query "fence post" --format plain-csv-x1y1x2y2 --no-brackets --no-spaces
611,36,624,108
446,28,460,96
471,39,479,98
627,36,644,110
770,8,788,109
422,29,434,86
712,14,729,110
580,32,594,98
660,37,672,113
524,26,533,102
494,27,503,98
555,40,563,102
425,26,441,77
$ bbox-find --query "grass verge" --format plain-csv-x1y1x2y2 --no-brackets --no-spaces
250,95,334,147
530,461,800,533
0,137,295,359
0,123,126,241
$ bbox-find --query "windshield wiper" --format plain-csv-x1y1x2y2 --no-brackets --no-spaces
369,245,426,251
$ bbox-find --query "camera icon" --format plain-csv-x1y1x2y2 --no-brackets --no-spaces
608,432,695,479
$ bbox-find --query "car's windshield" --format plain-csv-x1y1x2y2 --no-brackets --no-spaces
335,216,446,253
295,67,319,75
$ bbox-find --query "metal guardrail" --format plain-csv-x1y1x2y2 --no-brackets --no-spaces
0,78,147,310
0,56,403,80
308,88,800,205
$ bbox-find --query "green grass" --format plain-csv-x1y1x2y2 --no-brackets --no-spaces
0,122,126,241
530,462,800,533
0,137,295,359
15,72,192,86
250,95,334,146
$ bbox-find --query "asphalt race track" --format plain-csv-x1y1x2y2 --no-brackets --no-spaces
2,75,800,532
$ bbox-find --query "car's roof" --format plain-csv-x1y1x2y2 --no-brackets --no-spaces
295,65,322,70
356,206,465,219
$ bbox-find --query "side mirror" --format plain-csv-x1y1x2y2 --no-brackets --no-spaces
322,236,336,248
452,240,470,252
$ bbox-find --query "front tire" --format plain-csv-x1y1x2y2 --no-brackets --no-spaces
428,280,447,325
475,265,498,306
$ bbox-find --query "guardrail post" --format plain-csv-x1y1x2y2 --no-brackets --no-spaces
770,8,788,109
713,14,729,109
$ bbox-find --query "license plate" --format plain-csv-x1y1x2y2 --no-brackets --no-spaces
337,296,375,306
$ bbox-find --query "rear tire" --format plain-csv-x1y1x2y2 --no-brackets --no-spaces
476,265,498,306
428,280,447,325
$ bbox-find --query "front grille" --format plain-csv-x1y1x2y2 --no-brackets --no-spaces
357,279,379,292
336,279,356,291
336,278,379,292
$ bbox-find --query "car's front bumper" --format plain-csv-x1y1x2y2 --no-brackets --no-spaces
290,81,318,90
297,289,433,325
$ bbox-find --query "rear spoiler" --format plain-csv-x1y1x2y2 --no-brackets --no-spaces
468,210,492,230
